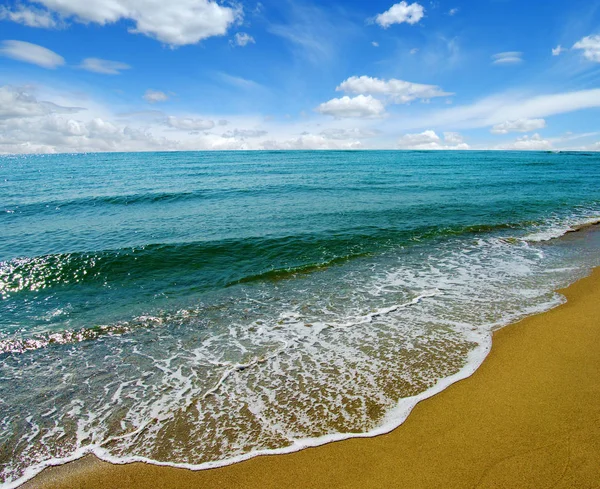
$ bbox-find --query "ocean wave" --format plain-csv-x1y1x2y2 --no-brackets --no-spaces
0,234,373,299
0,221,543,298
1,184,428,216
2,190,207,216
521,217,600,242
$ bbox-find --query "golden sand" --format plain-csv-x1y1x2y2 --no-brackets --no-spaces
22,269,600,489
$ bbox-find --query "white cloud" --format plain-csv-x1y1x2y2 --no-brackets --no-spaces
3,81,597,154
29,0,241,46
375,1,425,28
580,141,600,151
0,86,176,153
190,134,252,150
320,128,380,140
232,32,255,47
79,58,131,75
143,89,169,103
336,76,452,104
0,5,58,27
492,51,523,65
165,116,214,131
443,131,464,145
0,85,373,153
409,89,600,131
0,115,177,153
0,86,82,119
262,134,362,150
552,45,566,56
372,41,379,47
223,129,268,138
572,35,600,62
490,118,546,134
410,48,419,55
397,130,469,149
0,40,65,69
497,133,552,150
448,8,459,16
316,95,386,119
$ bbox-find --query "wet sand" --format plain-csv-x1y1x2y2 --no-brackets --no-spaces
22,268,600,489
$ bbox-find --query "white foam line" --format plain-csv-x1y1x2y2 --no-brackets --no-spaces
204,340,288,399
1,332,493,489
202,368,235,399
522,216,600,243
330,290,441,329
0,293,451,489
2,286,580,489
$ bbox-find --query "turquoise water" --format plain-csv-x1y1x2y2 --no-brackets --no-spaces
1,150,600,486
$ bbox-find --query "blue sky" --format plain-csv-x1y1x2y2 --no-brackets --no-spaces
1,0,600,152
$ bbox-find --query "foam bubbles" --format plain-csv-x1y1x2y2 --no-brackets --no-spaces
522,215,600,242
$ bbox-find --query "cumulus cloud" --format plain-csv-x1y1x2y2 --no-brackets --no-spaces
552,45,566,56
372,41,379,47
79,58,131,75
397,129,440,148
573,35,600,62
143,89,169,103
397,130,469,149
316,95,386,119
374,1,425,28
223,129,268,138
492,51,523,65
497,133,552,150
490,118,546,134
165,116,214,131
0,4,59,27
0,40,65,68
21,0,240,46
336,75,452,104
448,8,459,16
232,32,255,47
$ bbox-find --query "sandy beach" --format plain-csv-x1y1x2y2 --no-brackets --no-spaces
20,265,600,489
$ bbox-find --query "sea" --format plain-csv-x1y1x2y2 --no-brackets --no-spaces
1,150,600,487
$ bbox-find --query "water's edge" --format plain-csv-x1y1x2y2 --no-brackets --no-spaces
13,259,597,489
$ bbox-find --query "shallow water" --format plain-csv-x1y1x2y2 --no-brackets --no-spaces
1,150,600,487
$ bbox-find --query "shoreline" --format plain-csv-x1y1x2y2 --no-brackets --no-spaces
19,265,600,488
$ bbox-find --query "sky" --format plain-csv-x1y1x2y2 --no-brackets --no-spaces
0,0,600,153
